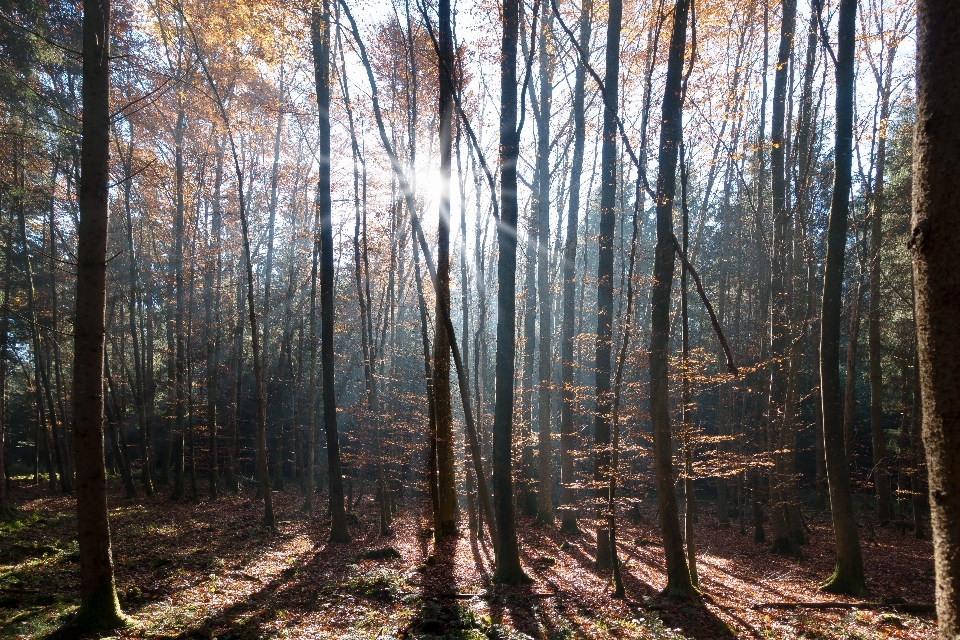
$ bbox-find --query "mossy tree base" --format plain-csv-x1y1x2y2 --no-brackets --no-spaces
492,568,534,585
72,581,129,633
819,565,867,597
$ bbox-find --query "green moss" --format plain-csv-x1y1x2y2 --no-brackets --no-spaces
72,579,130,633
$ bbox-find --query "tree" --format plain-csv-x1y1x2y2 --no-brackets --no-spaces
312,0,350,543
648,0,693,599
492,0,528,584
910,1,960,635
71,0,127,628
433,0,457,538
767,0,802,556
535,0,555,527
818,0,866,597
592,0,621,571
559,0,591,536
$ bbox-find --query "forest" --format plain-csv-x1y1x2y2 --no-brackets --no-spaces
0,0,958,637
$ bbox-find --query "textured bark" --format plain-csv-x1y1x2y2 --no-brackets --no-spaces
73,0,126,626
819,0,865,596
649,0,693,599
910,2,960,634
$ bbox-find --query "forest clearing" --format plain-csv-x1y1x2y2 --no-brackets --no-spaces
0,479,938,639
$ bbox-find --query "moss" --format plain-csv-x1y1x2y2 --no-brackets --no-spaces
819,564,867,597
71,578,130,633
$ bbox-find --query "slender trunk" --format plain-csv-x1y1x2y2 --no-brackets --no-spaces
170,103,187,501
767,0,799,557
312,0,349,541
535,0,555,526
492,0,527,583
559,0,591,535
122,132,153,495
869,52,895,524
649,0,693,598
819,0,865,596
680,145,698,586
434,0,457,536
593,0,622,571
843,277,863,459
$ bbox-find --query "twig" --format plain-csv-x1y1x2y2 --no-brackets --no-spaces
752,602,935,612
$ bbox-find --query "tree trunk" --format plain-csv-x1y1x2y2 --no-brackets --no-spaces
311,0,349,542
818,0,865,596
592,0,622,571
434,0,457,537
909,2,960,633
559,0,591,536
868,46,896,525
648,0,693,599
492,0,527,583
73,0,126,625
535,0,555,526
767,0,799,557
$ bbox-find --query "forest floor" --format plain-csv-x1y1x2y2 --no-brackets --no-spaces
0,476,937,639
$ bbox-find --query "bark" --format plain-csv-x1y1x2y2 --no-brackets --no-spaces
767,0,800,557
434,0,457,537
842,276,863,459
311,0,349,542
649,0,693,599
121,131,154,496
73,0,126,625
819,0,865,596
535,0,555,526
593,0,622,571
559,0,591,535
910,2,960,633
492,0,527,583
868,45,896,525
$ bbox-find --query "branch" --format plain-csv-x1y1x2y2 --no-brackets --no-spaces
672,234,738,376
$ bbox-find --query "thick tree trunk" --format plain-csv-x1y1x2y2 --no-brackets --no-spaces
910,2,960,633
73,0,126,626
